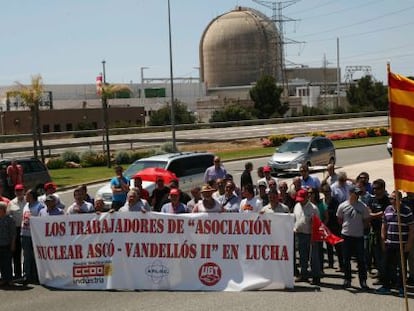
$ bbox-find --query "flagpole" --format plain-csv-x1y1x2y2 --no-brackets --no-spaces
388,63,409,309
396,193,409,309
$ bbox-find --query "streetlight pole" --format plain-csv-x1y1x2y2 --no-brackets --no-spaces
102,60,111,168
140,66,148,106
168,0,176,152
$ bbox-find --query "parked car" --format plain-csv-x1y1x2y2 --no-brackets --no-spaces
387,137,392,156
268,136,336,174
96,152,215,208
0,158,52,197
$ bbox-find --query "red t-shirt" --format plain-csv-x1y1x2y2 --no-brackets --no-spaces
6,164,23,185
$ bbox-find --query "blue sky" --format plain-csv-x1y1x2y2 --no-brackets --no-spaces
1,0,413,86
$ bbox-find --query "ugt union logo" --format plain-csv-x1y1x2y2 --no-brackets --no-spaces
198,262,222,286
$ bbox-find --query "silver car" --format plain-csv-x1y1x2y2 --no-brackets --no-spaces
268,136,336,174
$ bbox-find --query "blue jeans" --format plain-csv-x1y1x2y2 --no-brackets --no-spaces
21,236,38,282
342,235,367,282
296,232,320,278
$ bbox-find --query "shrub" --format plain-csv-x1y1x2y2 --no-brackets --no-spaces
366,127,377,137
130,150,156,162
327,133,344,141
114,151,130,165
159,142,180,154
260,137,272,147
46,157,65,169
80,150,107,167
268,134,293,147
379,127,389,136
309,131,326,137
353,129,368,138
61,150,80,163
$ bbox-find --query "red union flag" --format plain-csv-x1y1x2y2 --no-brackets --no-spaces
311,215,343,245
388,71,414,192
96,74,103,96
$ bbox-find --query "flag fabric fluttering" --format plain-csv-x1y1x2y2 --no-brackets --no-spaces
388,71,414,192
311,215,343,245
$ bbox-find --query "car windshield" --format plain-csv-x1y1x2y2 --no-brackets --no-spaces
277,141,309,153
123,160,168,178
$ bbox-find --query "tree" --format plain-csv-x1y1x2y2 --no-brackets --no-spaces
149,102,195,126
8,75,46,163
346,75,387,112
249,75,289,118
210,105,255,122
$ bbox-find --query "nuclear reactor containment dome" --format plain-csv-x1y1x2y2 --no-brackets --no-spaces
200,6,281,88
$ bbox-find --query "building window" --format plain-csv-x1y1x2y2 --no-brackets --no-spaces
54,124,61,132
43,124,50,133
92,122,98,129
66,123,73,131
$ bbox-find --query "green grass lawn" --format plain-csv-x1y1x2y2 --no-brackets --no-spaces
50,136,389,188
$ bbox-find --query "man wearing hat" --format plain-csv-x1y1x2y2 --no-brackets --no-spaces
39,194,64,216
257,165,278,191
257,180,269,206
293,188,320,285
336,185,370,290
6,184,26,279
160,188,188,214
193,185,223,213
39,182,65,210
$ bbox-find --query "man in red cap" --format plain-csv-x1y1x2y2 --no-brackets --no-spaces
256,165,278,192
293,188,321,285
39,182,65,210
160,188,188,214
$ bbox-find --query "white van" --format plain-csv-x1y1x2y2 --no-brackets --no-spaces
96,152,215,208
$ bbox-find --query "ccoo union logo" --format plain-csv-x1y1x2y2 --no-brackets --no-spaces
198,262,221,286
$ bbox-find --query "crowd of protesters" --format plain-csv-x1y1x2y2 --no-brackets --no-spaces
0,157,413,298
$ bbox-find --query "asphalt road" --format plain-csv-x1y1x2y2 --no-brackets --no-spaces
1,116,387,158
3,144,407,311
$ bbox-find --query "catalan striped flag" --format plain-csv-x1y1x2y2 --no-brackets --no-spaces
388,71,414,192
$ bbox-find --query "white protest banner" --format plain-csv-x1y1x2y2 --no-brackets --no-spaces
30,212,294,291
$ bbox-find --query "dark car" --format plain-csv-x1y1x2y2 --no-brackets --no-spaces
0,158,52,197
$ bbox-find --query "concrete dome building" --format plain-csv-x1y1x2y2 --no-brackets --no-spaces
200,6,281,88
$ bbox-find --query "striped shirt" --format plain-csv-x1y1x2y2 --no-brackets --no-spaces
383,204,414,248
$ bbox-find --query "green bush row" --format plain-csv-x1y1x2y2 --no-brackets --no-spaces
264,127,389,147
46,142,177,170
